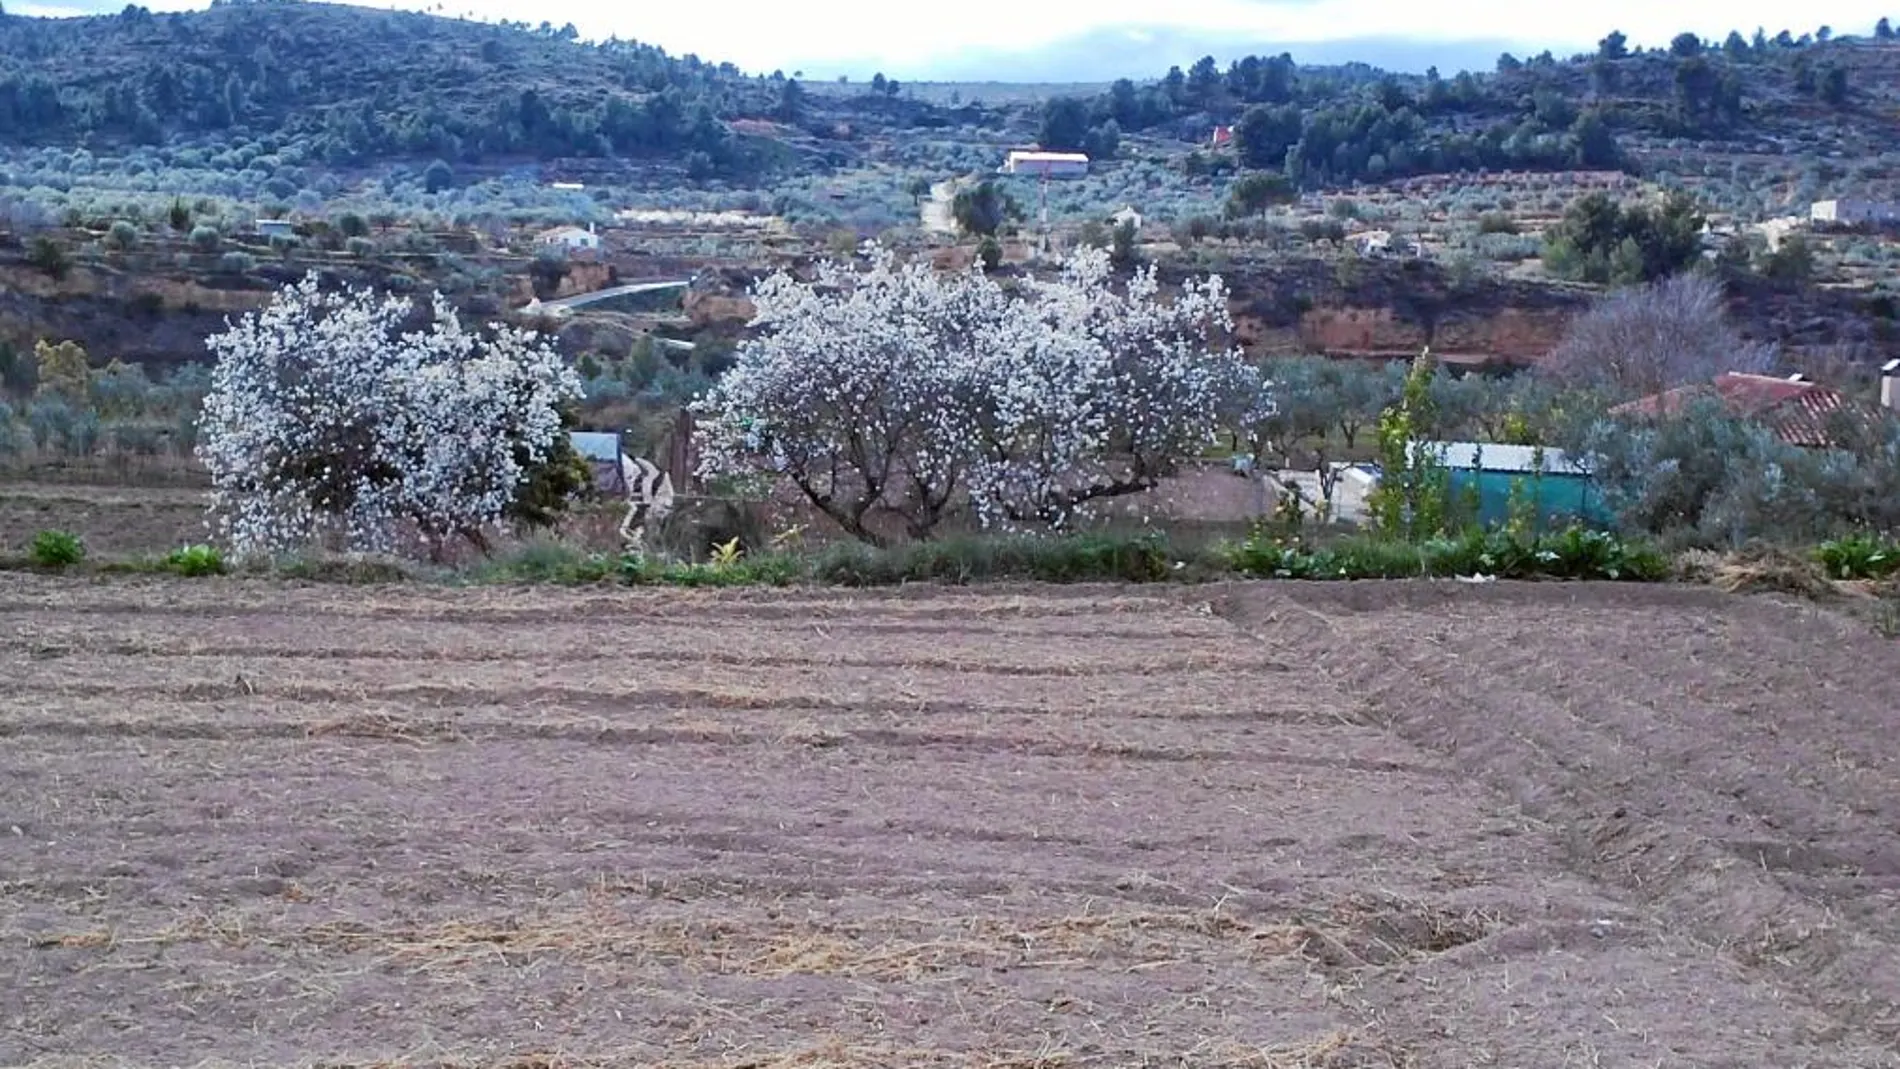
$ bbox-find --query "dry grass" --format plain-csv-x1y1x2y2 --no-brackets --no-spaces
1672,548,1900,639
93,1032,1388,1068
17,896,1497,990
10,1030,1395,1069
1676,546,1833,596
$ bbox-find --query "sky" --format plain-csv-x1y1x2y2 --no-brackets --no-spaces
13,0,1896,81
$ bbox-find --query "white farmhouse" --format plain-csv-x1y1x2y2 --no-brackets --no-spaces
536,222,602,252
1810,199,1900,225
999,150,1089,178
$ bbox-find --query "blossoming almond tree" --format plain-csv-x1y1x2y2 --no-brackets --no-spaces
967,250,1265,527
197,272,582,557
690,247,983,544
695,244,1270,541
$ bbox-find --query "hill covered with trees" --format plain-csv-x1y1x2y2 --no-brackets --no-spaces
3,0,1899,198
1034,22,1900,188
0,0,792,176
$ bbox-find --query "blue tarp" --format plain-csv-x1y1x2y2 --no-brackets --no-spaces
1446,469,1614,529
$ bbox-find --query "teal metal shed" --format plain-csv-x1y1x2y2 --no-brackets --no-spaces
1408,440,1613,530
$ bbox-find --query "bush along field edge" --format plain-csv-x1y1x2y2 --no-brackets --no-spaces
8,522,1899,589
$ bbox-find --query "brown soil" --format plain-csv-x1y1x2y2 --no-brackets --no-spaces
0,482,211,556
1,576,1896,1067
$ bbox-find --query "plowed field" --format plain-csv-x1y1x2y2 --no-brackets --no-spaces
2,576,1896,1067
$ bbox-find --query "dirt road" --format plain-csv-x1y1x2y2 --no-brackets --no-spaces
1,576,1895,1067
921,179,958,235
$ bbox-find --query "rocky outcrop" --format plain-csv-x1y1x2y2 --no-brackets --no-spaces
684,290,756,329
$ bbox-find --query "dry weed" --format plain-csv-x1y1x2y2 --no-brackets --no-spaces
1677,546,1831,597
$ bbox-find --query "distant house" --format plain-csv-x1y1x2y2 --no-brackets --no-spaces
1810,199,1900,225
1350,229,1421,258
1351,229,1391,256
256,219,295,239
1610,372,1876,449
537,223,601,252
1108,205,1143,231
1210,125,1234,150
999,150,1089,178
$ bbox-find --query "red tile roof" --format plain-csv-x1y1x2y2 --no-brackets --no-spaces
1610,373,1861,449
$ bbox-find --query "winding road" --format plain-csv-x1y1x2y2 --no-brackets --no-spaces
525,279,690,313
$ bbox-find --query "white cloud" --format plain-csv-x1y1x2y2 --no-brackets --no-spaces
26,0,1893,77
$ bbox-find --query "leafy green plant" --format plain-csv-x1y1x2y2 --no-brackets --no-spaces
1368,351,1455,541
1222,523,1665,583
163,544,226,576
709,537,743,568
1814,534,1900,580
30,529,85,568
1530,526,1668,580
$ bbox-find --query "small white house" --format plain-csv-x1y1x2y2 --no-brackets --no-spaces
1810,199,1900,225
256,219,295,239
999,150,1089,178
536,222,601,252
1351,228,1422,259
1351,229,1392,255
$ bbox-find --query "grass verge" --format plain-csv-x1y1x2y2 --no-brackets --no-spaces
10,528,1894,604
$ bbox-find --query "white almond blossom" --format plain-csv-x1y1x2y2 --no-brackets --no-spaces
196,271,582,558
695,243,1271,541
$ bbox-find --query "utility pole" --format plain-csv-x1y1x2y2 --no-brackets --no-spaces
1038,171,1051,254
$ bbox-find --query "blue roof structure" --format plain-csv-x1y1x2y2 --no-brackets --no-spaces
568,431,623,463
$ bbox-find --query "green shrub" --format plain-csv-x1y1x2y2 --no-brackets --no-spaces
1476,211,1520,235
479,541,616,584
618,553,801,587
266,552,413,584
29,236,70,279
163,544,226,577
30,529,85,568
106,220,139,251
1815,534,1900,580
808,533,1174,586
1576,397,1900,547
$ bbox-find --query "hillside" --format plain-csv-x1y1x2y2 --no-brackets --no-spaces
0,0,788,176
4,1,1900,207
4,3,1900,403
